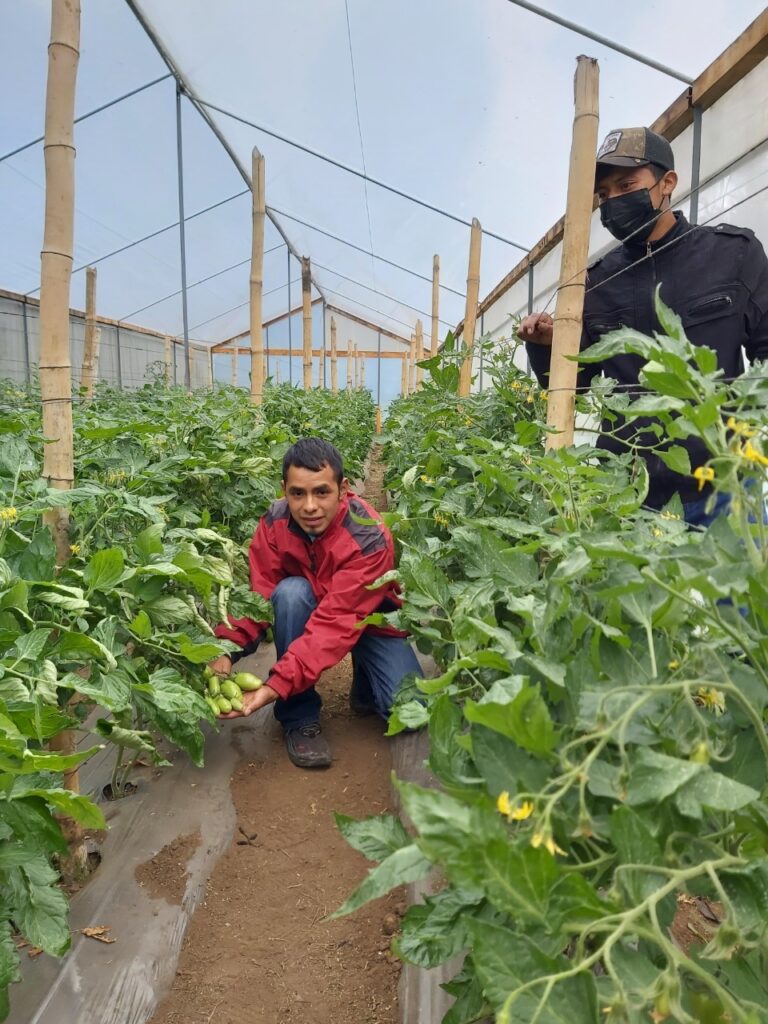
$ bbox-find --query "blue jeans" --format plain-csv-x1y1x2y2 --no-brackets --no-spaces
270,576,423,731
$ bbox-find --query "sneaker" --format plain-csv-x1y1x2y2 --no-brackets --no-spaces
284,723,332,769
349,678,377,717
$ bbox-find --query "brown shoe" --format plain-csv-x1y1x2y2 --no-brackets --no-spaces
284,723,332,769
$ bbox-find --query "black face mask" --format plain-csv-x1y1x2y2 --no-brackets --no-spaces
599,186,665,244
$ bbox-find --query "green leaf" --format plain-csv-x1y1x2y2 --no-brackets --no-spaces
465,686,557,756
477,840,558,925
0,796,66,855
83,547,127,592
144,595,196,626
7,855,70,956
10,628,52,663
626,748,706,806
331,844,432,918
21,788,106,830
134,523,164,562
52,630,117,668
657,444,692,476
335,812,411,861
59,668,132,712
95,719,156,754
396,887,482,968
177,639,229,664
0,919,20,1019
428,695,475,789
130,609,152,639
0,746,103,775
17,531,56,583
470,725,550,798
385,699,429,736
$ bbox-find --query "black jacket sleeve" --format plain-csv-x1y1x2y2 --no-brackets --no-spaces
742,233,768,364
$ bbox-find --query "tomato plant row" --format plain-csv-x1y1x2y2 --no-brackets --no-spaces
0,377,375,1019
336,308,768,1024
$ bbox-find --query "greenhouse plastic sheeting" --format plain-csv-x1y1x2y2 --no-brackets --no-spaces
2,0,765,371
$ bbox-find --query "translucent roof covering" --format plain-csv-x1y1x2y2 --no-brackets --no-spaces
2,0,765,348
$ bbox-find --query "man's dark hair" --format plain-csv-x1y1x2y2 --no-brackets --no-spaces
282,438,344,485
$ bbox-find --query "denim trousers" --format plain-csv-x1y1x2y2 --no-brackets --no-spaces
270,576,423,731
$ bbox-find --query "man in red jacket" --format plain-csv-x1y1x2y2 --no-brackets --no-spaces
208,438,422,769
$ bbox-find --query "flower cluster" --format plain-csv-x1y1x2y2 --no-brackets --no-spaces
0,507,18,524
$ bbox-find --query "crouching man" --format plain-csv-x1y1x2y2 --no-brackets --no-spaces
208,438,423,769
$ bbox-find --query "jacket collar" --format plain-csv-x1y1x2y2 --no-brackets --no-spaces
623,210,690,255
287,493,351,544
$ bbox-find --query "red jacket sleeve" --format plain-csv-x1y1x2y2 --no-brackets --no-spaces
213,516,284,650
266,540,394,700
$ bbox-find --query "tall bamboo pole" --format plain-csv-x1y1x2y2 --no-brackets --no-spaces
415,319,424,387
546,57,600,450
360,350,366,390
458,218,482,396
375,407,382,433
80,265,98,397
302,257,312,389
352,344,359,389
431,254,440,356
409,333,417,392
330,316,338,393
347,342,353,391
250,151,266,405
231,346,237,387
164,335,172,384
40,0,86,880
401,353,409,396
207,348,214,390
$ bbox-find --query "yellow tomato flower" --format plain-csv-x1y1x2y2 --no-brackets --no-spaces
696,687,726,715
526,393,534,404
652,527,663,538
531,830,566,857
668,659,680,670
0,507,18,523
692,466,715,491
69,543,81,555
540,390,548,402
726,416,756,438
419,475,434,485
496,792,534,821
742,440,768,468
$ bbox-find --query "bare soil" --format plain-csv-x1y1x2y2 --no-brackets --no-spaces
148,663,405,1024
135,831,202,906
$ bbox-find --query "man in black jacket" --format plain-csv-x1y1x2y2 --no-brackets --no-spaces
519,126,768,524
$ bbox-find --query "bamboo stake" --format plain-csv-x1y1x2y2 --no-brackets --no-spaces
302,257,312,389
40,0,86,881
360,350,366,390
409,333,416,392
546,56,600,451
401,353,409,396
330,316,338,393
231,346,237,387
250,150,265,405
375,406,382,433
431,254,440,356
415,319,424,387
458,218,482,396
207,348,214,390
80,265,98,397
346,342,353,391
353,344,359,389
164,335,173,384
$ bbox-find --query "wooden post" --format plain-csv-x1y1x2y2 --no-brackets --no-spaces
458,218,482,396
375,406,382,433
250,150,266,405
164,335,173,384
302,257,312,390
360,350,366,390
409,333,417,392
401,353,409,396
431,254,440,356
80,265,98,397
40,0,86,881
346,342,353,391
231,346,237,387
546,56,600,451
330,317,338,393
352,344,358,389
207,348,214,390
415,319,424,387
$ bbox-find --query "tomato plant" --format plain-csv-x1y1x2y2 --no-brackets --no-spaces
337,302,768,1023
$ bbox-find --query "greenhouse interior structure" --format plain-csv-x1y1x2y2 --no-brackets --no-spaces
2,2,768,1022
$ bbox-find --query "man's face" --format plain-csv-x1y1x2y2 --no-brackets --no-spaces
283,463,348,536
596,164,673,204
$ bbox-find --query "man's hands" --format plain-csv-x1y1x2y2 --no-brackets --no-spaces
219,684,279,719
518,312,553,346
206,655,279,720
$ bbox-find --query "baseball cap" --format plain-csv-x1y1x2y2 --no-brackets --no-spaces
595,127,675,177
